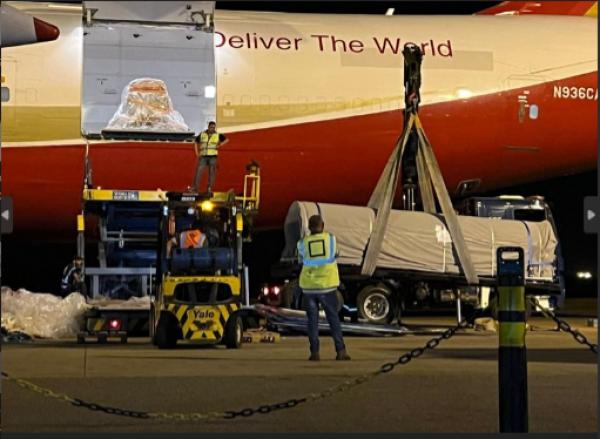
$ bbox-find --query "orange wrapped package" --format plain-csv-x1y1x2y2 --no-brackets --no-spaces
106,78,189,132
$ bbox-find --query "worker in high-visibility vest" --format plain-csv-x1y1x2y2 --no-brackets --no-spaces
167,223,208,257
191,121,229,193
297,215,351,361
60,256,86,297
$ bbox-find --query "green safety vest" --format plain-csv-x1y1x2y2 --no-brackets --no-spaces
199,131,220,156
297,232,340,293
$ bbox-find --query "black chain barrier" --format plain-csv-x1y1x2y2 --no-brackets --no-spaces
2,319,467,422
528,297,598,354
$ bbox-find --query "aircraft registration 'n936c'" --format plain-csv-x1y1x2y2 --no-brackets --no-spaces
0,1,597,236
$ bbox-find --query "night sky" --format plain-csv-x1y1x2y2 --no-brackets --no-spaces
2,1,597,298
215,1,502,15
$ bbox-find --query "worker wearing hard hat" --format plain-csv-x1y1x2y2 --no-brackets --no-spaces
297,215,351,361
191,121,229,194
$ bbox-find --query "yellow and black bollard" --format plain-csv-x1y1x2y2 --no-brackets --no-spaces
497,247,528,433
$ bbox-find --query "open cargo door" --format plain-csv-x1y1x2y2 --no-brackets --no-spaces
81,1,216,141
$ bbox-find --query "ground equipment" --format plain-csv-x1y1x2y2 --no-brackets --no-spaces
75,187,165,343
150,164,260,349
268,45,564,325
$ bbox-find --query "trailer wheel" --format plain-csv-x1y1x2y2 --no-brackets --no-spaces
224,315,243,349
357,285,394,324
156,315,178,349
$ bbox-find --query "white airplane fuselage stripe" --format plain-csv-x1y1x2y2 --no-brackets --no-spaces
1,6,596,146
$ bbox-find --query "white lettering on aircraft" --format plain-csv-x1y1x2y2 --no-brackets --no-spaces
553,85,598,100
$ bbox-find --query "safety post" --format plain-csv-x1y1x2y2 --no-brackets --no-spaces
77,213,85,259
497,247,528,433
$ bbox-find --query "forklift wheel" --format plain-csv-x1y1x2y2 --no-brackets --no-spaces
156,317,178,349
98,334,108,344
224,315,243,349
120,335,128,344
77,334,85,344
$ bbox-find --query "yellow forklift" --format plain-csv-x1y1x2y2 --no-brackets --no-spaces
151,163,260,349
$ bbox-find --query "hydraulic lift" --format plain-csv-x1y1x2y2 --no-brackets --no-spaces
76,147,261,343
76,0,220,342
76,186,166,343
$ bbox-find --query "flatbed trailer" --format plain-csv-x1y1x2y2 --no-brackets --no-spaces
269,257,561,324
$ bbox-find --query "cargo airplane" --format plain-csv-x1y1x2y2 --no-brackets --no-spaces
1,1,597,236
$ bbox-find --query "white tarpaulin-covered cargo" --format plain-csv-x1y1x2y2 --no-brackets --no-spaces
282,201,558,280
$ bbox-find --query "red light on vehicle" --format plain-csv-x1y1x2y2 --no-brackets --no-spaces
272,286,281,295
108,319,121,330
262,286,269,296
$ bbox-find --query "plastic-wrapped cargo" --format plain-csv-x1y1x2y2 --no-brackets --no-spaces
282,201,557,280
105,78,190,132
1,287,89,338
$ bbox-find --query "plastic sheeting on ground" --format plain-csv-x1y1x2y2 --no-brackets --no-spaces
1,287,90,339
105,78,190,132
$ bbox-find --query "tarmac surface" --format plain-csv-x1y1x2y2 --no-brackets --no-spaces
2,309,598,433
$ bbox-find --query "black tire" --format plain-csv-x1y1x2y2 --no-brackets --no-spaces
120,334,128,344
97,333,108,344
77,334,85,344
300,290,343,313
224,315,243,349
156,315,178,349
357,284,394,324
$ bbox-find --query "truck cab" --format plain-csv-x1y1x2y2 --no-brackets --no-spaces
457,195,565,311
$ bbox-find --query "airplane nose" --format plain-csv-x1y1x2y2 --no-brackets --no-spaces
33,17,60,42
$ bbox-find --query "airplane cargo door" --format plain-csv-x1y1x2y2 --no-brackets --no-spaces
500,74,550,174
501,74,549,150
80,1,216,140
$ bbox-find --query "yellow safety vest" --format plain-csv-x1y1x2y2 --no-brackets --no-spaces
199,132,220,157
297,232,340,293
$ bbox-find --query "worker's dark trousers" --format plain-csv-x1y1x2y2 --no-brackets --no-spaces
303,291,345,354
192,156,217,191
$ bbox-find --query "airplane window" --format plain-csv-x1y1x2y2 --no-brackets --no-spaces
1,87,9,102
529,104,539,120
